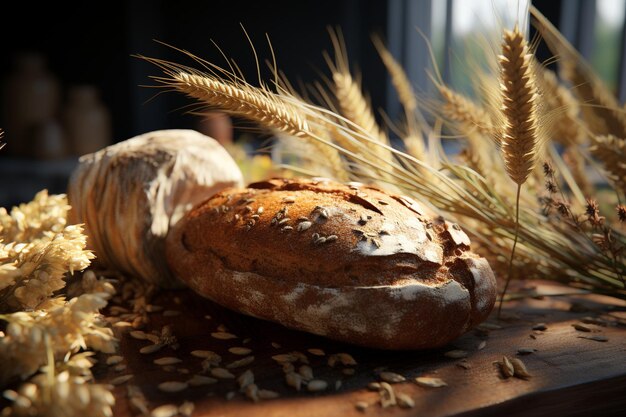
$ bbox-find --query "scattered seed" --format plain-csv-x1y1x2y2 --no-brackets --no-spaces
281,226,294,232
271,342,281,349
298,365,314,380
282,363,295,373
272,353,298,363
114,321,133,328
238,369,255,389
510,357,531,379
500,356,514,378
129,330,148,340
581,316,606,326
251,214,260,220
154,357,182,366
307,348,325,356
297,221,312,232
477,340,487,350
517,348,537,355
285,372,302,391
335,380,342,391
336,353,357,366
478,322,502,330
257,207,264,214
178,401,195,417
211,332,237,340
379,372,406,383
211,368,235,379
457,360,471,370
278,218,291,226
342,368,356,376
187,374,217,386
227,356,255,369
355,401,369,412
379,382,396,408
245,384,259,402
162,365,176,373
145,334,161,344
259,389,280,400
158,381,188,393
397,393,415,408
314,237,327,245
114,364,127,372
111,374,134,385
358,214,368,225
229,347,252,356
572,323,592,332
106,355,124,366
163,310,180,317
150,404,179,417
191,350,221,361
378,200,389,205
326,235,338,242
532,323,547,331
283,196,296,203
415,377,447,388
139,344,163,354
307,380,328,392
444,349,468,359
367,382,382,391
578,335,608,342
225,391,236,400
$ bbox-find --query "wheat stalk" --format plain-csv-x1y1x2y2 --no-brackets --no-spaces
140,56,348,181
497,25,542,315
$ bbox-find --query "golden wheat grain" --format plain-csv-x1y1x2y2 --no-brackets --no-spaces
499,27,540,186
438,85,494,136
590,135,626,194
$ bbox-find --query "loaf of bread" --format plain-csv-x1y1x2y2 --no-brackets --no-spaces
166,177,496,350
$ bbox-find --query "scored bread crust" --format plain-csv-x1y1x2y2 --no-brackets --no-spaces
166,177,496,350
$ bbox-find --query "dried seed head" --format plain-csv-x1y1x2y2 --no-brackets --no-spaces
617,205,626,222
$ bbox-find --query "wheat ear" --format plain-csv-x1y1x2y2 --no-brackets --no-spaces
498,25,541,317
438,86,494,137
141,56,348,180
590,135,626,195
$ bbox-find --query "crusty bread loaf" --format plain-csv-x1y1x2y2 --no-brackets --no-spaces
166,177,496,350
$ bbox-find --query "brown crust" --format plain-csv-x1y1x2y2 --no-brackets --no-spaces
166,177,496,350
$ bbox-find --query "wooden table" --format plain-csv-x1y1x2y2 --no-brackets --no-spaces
97,281,626,417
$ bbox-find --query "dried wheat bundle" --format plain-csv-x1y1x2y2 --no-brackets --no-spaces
143,9,625,300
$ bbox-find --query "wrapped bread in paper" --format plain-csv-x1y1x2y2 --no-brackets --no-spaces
68,129,243,287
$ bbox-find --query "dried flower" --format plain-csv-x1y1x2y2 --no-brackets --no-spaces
617,205,626,222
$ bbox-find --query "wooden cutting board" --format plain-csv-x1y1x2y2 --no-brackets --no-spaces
96,281,626,417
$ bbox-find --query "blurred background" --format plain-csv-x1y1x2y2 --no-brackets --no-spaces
1,0,625,207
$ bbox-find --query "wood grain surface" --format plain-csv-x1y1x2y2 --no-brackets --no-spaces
96,281,626,417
